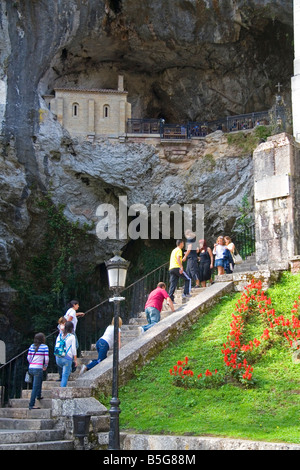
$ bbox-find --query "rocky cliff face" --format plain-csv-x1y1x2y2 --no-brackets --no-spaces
0,0,294,341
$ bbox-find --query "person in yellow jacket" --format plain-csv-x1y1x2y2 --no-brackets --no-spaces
168,239,191,302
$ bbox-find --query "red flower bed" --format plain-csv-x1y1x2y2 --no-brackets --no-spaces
170,279,300,388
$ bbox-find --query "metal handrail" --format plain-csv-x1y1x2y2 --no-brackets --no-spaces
127,110,271,137
233,224,256,259
0,225,256,405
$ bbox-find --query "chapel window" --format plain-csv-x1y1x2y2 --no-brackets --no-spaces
103,105,110,118
72,103,79,117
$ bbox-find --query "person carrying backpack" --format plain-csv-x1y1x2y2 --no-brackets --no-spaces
54,321,77,387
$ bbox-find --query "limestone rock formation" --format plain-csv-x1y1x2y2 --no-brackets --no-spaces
0,0,294,331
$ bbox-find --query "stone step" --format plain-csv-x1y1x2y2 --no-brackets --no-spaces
22,386,92,400
233,263,258,273
121,324,144,330
0,428,65,445
46,373,64,381
42,378,75,389
21,388,55,399
0,407,52,419
232,254,257,272
9,398,52,409
128,317,147,325
0,439,74,450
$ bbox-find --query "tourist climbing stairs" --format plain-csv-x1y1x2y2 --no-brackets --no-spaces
0,285,202,450
77,286,202,368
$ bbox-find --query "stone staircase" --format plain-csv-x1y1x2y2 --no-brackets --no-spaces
233,254,258,273
0,286,201,450
0,374,74,450
77,286,202,368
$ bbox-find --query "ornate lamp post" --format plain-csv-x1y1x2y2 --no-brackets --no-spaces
105,253,130,450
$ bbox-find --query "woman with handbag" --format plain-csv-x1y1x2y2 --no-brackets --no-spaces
27,333,49,410
224,236,235,256
225,236,243,266
224,236,235,273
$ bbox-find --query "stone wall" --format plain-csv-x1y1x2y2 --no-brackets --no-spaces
253,133,300,270
214,269,281,292
120,432,300,451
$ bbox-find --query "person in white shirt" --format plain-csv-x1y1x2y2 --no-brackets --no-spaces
213,236,227,275
64,299,85,332
79,318,122,375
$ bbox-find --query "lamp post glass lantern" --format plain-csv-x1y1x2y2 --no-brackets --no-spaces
105,253,129,450
106,259,128,291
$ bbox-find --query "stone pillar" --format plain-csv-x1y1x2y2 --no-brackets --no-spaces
292,0,300,142
56,98,64,125
119,100,125,135
253,133,300,270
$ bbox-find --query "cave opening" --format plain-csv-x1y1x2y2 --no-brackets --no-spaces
109,0,122,14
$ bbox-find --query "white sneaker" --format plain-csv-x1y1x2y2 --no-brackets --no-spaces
79,365,87,375
139,326,144,334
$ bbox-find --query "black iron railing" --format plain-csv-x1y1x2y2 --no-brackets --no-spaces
126,119,162,134
127,110,270,139
160,124,190,140
233,225,256,260
0,225,256,405
0,329,58,407
0,261,170,406
76,261,170,353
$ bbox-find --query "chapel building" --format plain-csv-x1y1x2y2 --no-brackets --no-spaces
44,75,131,141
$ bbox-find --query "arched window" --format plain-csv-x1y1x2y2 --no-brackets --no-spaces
72,103,79,117
103,105,110,118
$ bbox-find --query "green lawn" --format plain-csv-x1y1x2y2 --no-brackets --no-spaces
112,272,300,444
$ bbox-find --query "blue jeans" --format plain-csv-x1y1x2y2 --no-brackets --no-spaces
86,339,109,371
55,356,72,387
142,307,161,332
28,368,43,409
